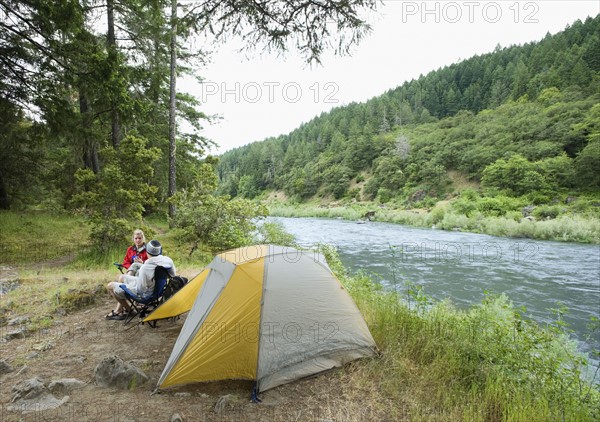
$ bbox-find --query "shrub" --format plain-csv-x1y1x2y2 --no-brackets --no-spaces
347,187,361,201
428,204,446,225
377,187,392,204
363,178,379,200
533,205,563,220
71,134,161,249
482,154,550,196
170,163,268,251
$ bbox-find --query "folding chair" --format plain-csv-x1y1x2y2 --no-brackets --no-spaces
119,266,170,327
113,262,126,274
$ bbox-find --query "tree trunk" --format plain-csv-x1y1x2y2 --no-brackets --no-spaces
106,0,120,148
79,91,99,173
168,0,177,220
0,169,10,209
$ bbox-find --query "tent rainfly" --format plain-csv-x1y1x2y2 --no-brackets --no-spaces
146,244,377,394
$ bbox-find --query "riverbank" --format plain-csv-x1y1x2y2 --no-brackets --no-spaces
267,201,600,243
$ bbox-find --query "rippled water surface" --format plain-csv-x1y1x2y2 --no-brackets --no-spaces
271,217,600,353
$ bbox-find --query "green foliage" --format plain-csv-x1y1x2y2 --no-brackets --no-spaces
476,196,521,217
482,155,550,196
170,163,268,251
575,139,600,189
533,205,564,220
256,221,297,247
376,187,392,204
71,134,161,249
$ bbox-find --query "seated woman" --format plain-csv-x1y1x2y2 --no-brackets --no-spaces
121,229,149,276
105,239,176,320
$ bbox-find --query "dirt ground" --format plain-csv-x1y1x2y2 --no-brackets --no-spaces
0,268,394,422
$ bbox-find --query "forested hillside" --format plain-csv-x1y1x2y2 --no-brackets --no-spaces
217,16,600,208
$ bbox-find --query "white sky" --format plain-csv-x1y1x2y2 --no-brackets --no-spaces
179,1,600,155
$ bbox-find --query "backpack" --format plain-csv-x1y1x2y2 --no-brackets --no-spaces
163,275,188,301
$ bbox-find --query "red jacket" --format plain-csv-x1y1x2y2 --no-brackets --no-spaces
122,245,149,269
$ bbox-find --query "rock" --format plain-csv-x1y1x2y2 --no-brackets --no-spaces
48,378,86,396
565,196,577,204
32,340,55,352
171,413,184,422
8,316,30,326
5,327,28,340
214,394,234,414
11,377,46,401
362,210,376,221
409,189,427,203
175,392,191,398
0,280,19,296
0,360,14,375
522,205,536,217
94,355,148,390
7,377,69,414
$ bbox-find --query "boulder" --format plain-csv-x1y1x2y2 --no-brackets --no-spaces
4,326,28,340
522,205,536,217
8,316,30,326
0,359,14,375
94,355,148,390
48,378,86,396
7,377,69,414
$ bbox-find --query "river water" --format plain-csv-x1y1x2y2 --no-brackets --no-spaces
270,217,600,355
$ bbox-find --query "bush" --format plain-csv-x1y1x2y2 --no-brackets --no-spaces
533,205,563,220
363,178,379,200
475,196,521,217
482,154,550,196
256,221,297,246
170,163,268,251
526,192,553,205
71,134,161,249
452,198,477,216
377,187,392,204
428,204,446,225
347,187,361,201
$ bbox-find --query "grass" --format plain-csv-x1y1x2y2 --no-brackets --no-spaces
0,211,91,265
1,212,598,421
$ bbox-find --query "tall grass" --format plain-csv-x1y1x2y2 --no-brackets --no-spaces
319,244,600,421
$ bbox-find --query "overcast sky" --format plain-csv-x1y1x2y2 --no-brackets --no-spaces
179,1,600,155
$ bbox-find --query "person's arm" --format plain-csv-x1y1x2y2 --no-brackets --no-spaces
166,257,176,277
138,250,149,263
122,247,134,269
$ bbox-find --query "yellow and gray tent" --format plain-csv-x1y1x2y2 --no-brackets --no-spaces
147,244,377,393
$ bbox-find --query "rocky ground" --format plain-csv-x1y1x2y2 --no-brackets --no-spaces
0,267,393,422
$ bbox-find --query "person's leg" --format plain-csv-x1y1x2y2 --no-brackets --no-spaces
106,281,130,314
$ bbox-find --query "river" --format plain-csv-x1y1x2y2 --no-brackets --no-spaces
270,217,600,356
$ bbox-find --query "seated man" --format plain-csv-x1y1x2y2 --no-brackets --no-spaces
105,239,176,320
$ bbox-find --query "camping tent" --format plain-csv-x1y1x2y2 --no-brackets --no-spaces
147,244,377,393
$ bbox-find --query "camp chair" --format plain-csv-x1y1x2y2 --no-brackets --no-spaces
113,262,126,274
119,266,170,327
